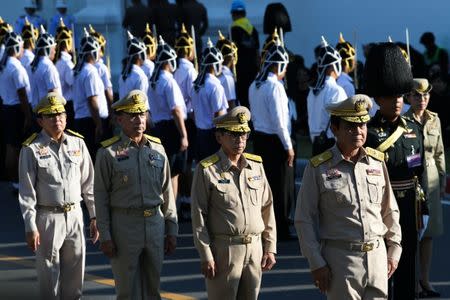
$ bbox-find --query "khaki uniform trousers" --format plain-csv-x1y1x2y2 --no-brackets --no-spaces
35,205,85,300
110,208,165,300
322,239,388,300
206,235,263,300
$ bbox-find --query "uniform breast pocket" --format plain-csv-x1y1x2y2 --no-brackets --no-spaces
65,155,81,177
214,183,238,208
247,179,263,206
37,158,60,183
112,162,133,186
322,177,351,207
148,158,164,184
427,129,440,147
367,176,384,204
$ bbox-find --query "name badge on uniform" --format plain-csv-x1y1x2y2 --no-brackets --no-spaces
248,175,262,182
68,149,81,156
326,168,342,180
366,168,381,176
406,153,422,168
218,172,230,184
404,133,417,139
39,155,51,159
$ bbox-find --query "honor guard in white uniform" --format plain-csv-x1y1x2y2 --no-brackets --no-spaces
55,18,75,126
216,30,238,108
142,23,156,79
95,90,178,300
18,92,98,300
119,31,148,99
192,38,228,161
191,106,277,300
89,25,114,109
148,36,188,201
72,29,109,159
15,0,46,33
29,26,61,109
336,33,356,97
295,95,402,300
0,31,32,188
174,24,198,168
20,17,37,68
249,41,294,240
307,36,347,155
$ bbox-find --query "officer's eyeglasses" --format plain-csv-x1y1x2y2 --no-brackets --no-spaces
412,92,430,99
42,112,67,120
123,112,147,121
223,131,250,141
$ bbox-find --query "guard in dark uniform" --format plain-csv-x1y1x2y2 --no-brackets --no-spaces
364,42,427,300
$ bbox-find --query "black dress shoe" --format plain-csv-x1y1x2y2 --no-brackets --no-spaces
419,281,440,298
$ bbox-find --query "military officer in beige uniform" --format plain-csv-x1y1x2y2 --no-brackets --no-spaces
191,106,277,300
18,92,98,300
94,89,178,300
295,95,402,300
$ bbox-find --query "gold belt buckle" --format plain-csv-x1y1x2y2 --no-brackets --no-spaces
362,242,374,252
63,204,73,213
143,209,153,217
242,236,252,244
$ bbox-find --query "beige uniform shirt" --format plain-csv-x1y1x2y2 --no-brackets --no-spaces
94,133,178,242
295,145,402,271
191,149,277,262
18,130,95,232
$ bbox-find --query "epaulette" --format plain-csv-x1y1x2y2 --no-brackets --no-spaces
310,150,333,167
144,134,161,144
22,133,38,146
243,153,263,163
66,129,84,139
365,147,385,161
200,154,220,168
100,136,120,148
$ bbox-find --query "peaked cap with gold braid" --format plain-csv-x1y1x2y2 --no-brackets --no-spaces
213,106,251,132
335,33,355,71
326,94,372,123
112,89,148,113
34,92,66,115
215,30,238,61
142,23,156,58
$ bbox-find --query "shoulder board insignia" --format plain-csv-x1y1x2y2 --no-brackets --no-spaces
200,154,220,168
243,153,263,162
22,133,38,146
144,134,161,144
66,129,84,139
100,136,120,148
310,150,333,167
365,147,385,161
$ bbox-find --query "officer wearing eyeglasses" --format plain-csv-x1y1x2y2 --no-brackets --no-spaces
18,92,98,299
191,106,277,300
94,89,178,299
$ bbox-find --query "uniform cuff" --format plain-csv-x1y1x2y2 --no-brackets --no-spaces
87,205,96,219
25,219,37,233
263,241,277,254
387,244,402,262
199,246,214,262
308,253,327,271
165,221,178,237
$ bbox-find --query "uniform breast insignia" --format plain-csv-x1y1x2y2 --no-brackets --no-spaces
66,129,84,139
365,147,385,161
149,152,162,161
122,175,129,183
377,131,387,138
403,132,417,139
326,168,342,180
22,133,38,146
366,168,381,176
243,153,263,163
144,134,162,144
101,136,120,148
38,146,51,159
200,154,220,168
310,150,333,167
116,146,129,161
248,175,262,182
68,149,81,157
218,172,230,184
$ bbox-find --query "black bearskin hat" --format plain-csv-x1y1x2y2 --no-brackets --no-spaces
364,42,413,97
263,3,291,34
